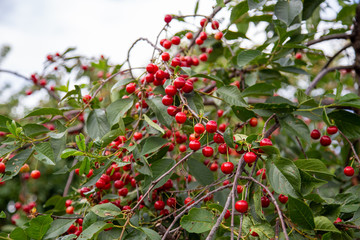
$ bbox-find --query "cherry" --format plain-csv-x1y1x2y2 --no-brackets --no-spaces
334,217,342,223
182,80,194,93
218,143,228,154
194,123,205,134
200,18,208,27
295,53,302,60
162,95,173,106
221,162,234,174
327,126,338,135
186,32,193,39
164,14,172,23
199,53,208,62
82,94,92,104
214,31,223,40
67,224,78,234
167,105,179,116
174,77,185,88
189,140,201,151
155,70,166,80
261,196,270,208
202,146,214,157
206,120,217,133
310,129,321,140
244,152,257,164
163,40,172,49
161,52,170,61
96,179,106,189
154,200,165,210
39,79,47,86
196,38,204,45
146,63,158,74
179,144,187,152
224,210,231,219
223,180,230,186
219,123,226,132
344,166,354,176
320,135,331,146
123,206,131,211
165,85,177,96
79,187,90,197
184,197,194,206
30,170,41,179
217,109,224,117
192,57,199,66
126,83,136,94
213,133,224,144
278,194,288,204
25,90,32,95
210,162,218,171
118,188,128,197
134,132,143,141
171,57,181,67
167,197,176,208
237,185,243,194
256,168,266,179
211,20,219,29
250,230,259,237
171,36,181,45
0,162,5,173
65,199,72,207
260,138,272,147
66,206,74,214
199,32,207,41
175,112,187,124
235,200,248,213
249,117,258,127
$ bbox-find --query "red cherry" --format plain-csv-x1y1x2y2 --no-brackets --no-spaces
194,123,205,134
217,109,224,117
79,187,90,197
214,31,223,40
260,138,272,147
221,162,234,174
65,199,72,207
163,40,172,49
256,168,266,179
82,94,92,104
25,90,32,95
171,36,181,45
202,146,214,157
189,140,201,151
278,194,288,204
223,180,230,186
320,136,332,146
213,133,224,144
261,196,270,208
162,95,173,106
199,53,208,62
154,200,165,210
171,57,181,67
66,206,74,214
39,79,47,86
0,162,5,173
118,188,128,197
224,210,231,219
126,83,136,94
164,14,172,23
200,18,208,27
184,197,194,206
237,185,243,194
251,230,259,237
334,217,342,223
165,85,177,96
310,129,321,139
295,53,302,60
174,77,185,89
175,112,187,124
67,224,77,234
186,32,193,39
182,80,194,93
196,38,204,45
167,197,176,208
249,117,258,127
344,166,354,176
162,52,170,61
218,143,228,154
244,152,257,164
179,144,187,152
30,170,41,179
146,63,158,74
219,123,226,132
206,120,217,133
155,70,166,80
211,20,219,29
199,32,207,41
235,200,248,213
210,163,218,171
134,132,143,141
327,126,338,135
167,105,179,116
114,180,125,189
192,57,199,66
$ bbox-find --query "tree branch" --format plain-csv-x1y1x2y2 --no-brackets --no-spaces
306,33,350,47
339,130,360,164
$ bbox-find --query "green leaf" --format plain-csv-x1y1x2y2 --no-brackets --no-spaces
259,145,280,155
314,216,341,233
44,219,76,239
237,50,261,68
0,211,5,218
180,208,216,233
141,137,168,156
3,149,33,181
328,110,360,139
79,157,90,176
50,131,67,162
23,124,50,137
75,133,86,151
34,142,55,166
300,170,327,195
100,127,125,148
247,0,266,10
253,187,266,220
241,83,276,97
294,159,334,177
288,197,315,230
224,127,235,148
86,109,110,140
254,103,297,114
217,86,247,107
147,97,173,129
232,106,256,121
83,211,98,230
106,97,133,127
266,157,301,198
279,115,310,142
25,108,63,118
25,215,53,240
90,203,122,217
78,221,113,240
191,73,224,84
187,156,214,186
274,0,303,26
231,1,249,23
10,227,28,240
0,114,14,132
184,92,205,115
144,158,175,190
251,223,275,239
61,149,85,158
139,227,161,240
143,114,165,134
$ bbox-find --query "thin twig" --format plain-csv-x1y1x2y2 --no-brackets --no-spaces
295,136,308,159
323,43,352,69
63,159,79,197
262,114,276,136
339,130,360,164
306,33,350,46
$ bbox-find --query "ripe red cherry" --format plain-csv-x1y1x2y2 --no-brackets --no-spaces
218,143,228,154
194,123,205,134
320,135,332,146
310,129,321,140
179,144,187,152
327,126,338,135
154,200,165,210
65,199,72,207
260,138,272,147
199,32,207,41
244,152,257,164
235,200,248,213
202,146,214,157
30,170,41,179
155,70,166,80
224,210,231,219
114,180,125,189
25,90,32,95
163,40,172,49
134,132,143,141
295,53,302,60
167,105,178,116
206,120,217,133
162,95,173,106
186,32,193,39
223,180,230,186
39,79,47,86
96,179,106,189
344,166,354,176
261,196,270,208
125,83,136,94
165,85,177,96
161,52,170,61
167,197,176,208
217,109,224,117
171,57,181,67
182,80,194,93
174,77,185,88
196,38,204,45
249,117,258,127
278,194,288,204
82,94,92,104
256,168,266,179
221,162,234,174
334,217,342,223
214,31,223,40
66,206,74,214
237,185,243,194
0,162,5,173
171,36,181,45
250,230,259,237
200,18,208,27
211,20,219,29
213,133,224,144
199,53,208,62
189,140,201,151
164,14,172,23
175,112,187,124
118,188,128,197
219,123,226,132
146,63,158,74
184,197,194,206
210,163,218,171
